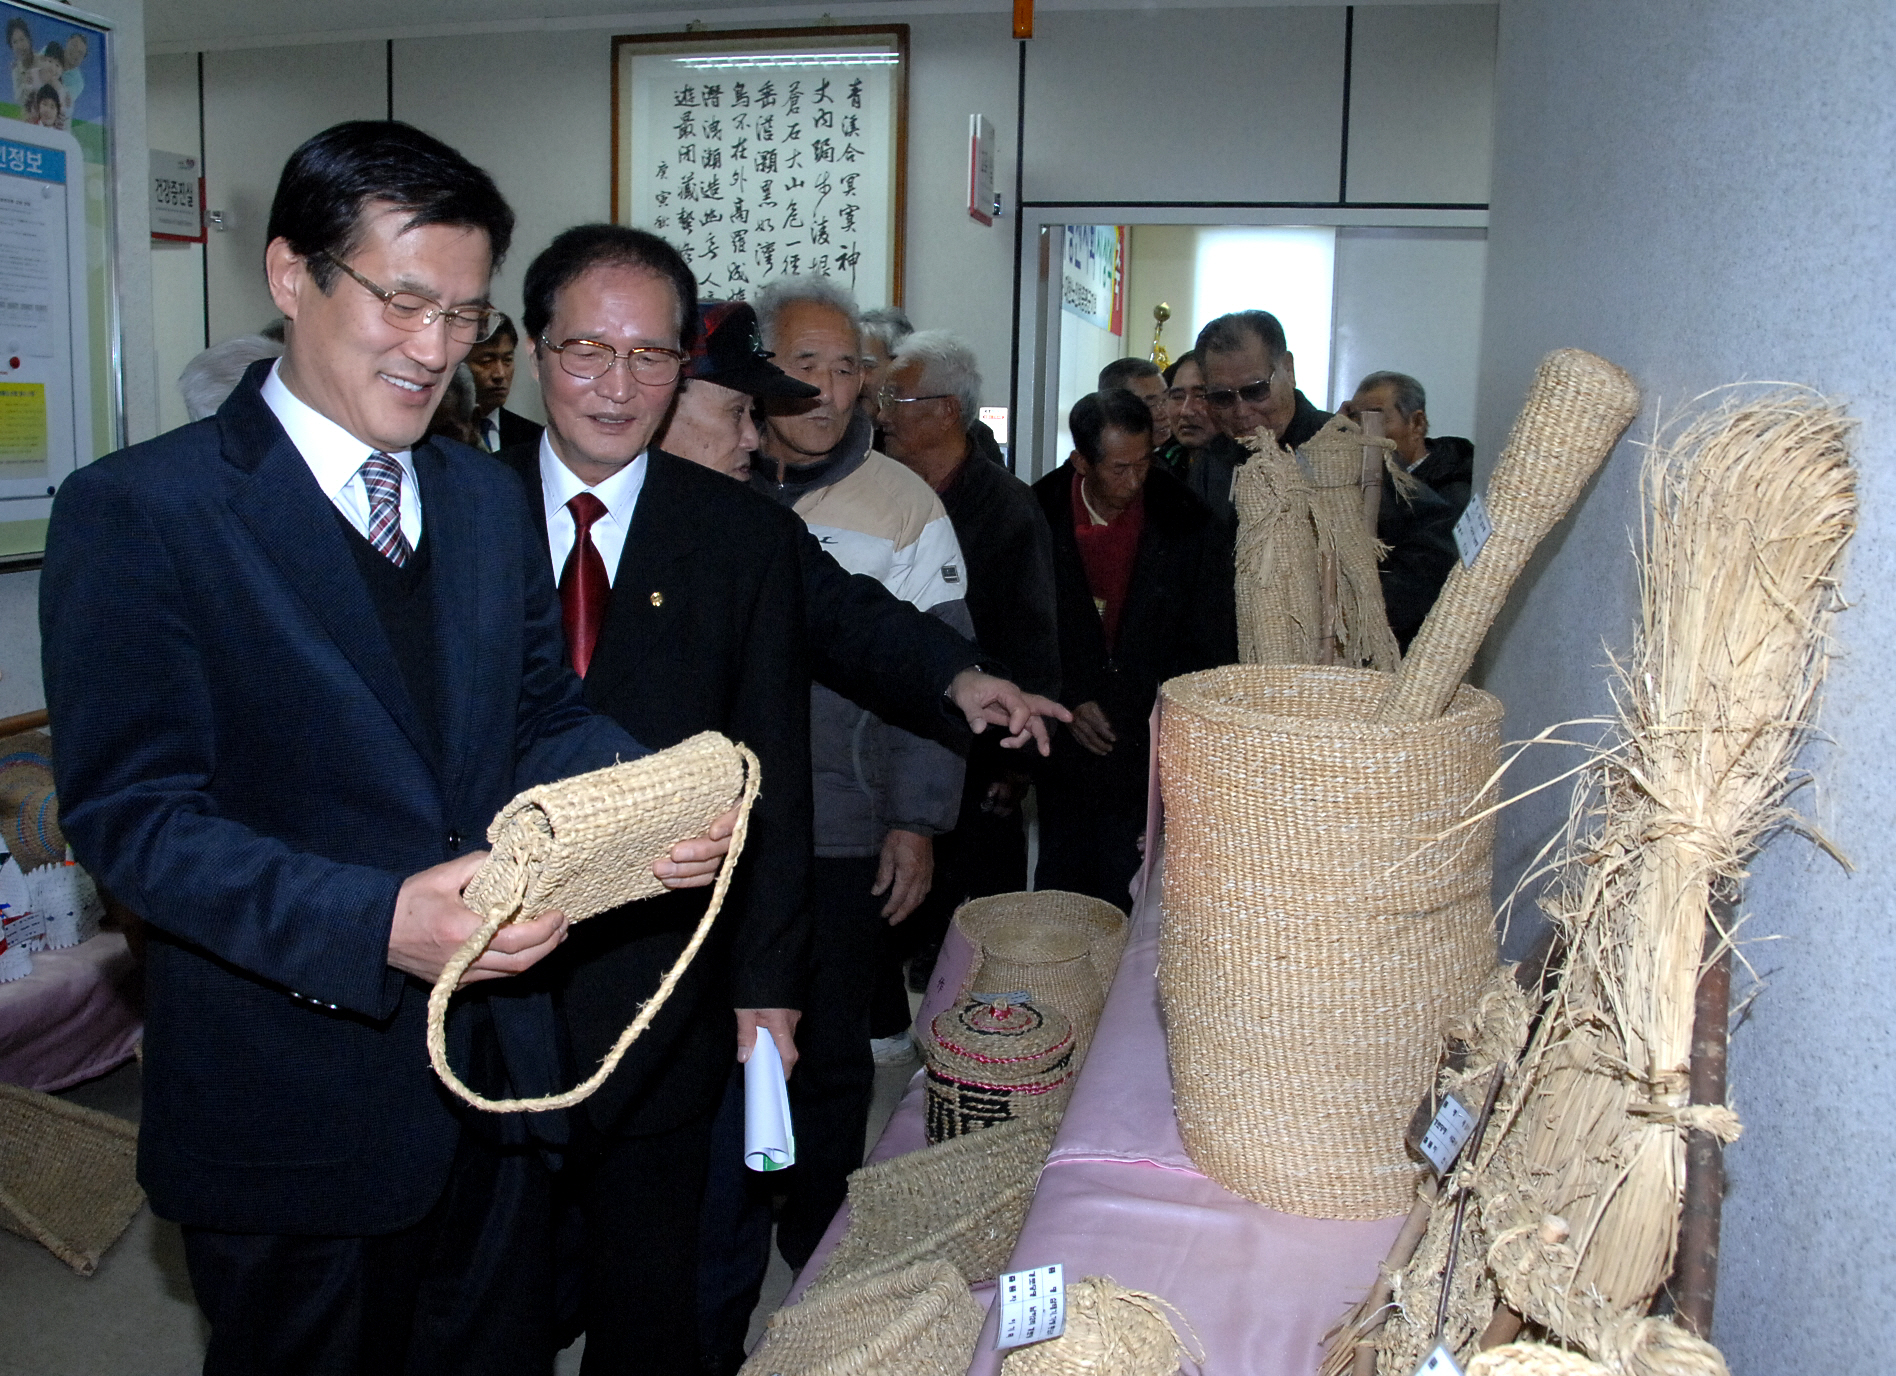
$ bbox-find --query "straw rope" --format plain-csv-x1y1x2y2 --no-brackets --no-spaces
1001,1277,1205,1376
1302,413,1402,670
1378,350,1641,724
809,1116,1058,1294
427,734,760,1113
0,1082,144,1275
1232,429,1323,664
741,1259,984,1376
1158,664,1502,1218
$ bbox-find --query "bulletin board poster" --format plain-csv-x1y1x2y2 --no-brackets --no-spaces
614,27,908,309
1061,225,1126,336
1,0,114,558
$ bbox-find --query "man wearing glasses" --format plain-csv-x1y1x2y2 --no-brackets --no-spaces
1188,309,1335,527
41,124,735,1373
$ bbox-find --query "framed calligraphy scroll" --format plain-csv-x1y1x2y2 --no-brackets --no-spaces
613,26,908,308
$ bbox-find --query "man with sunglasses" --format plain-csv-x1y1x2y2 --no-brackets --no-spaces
1190,309,1336,528
41,124,736,1374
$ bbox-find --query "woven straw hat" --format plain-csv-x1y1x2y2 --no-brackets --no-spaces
742,1259,982,1376
924,998,1075,1142
0,732,62,872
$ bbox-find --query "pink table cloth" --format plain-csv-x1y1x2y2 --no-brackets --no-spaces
788,840,1404,1375
0,933,143,1092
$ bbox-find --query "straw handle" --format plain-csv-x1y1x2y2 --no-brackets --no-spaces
1375,349,1641,724
425,744,762,1113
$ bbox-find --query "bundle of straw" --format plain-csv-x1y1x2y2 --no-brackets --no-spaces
1232,429,1322,664
1302,414,1403,671
1370,389,1856,1375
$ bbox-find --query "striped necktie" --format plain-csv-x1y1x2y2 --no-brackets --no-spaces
359,452,413,567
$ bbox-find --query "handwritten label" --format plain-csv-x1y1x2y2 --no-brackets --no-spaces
995,1264,1065,1349
1414,1342,1466,1376
1453,491,1492,568
1418,1093,1477,1175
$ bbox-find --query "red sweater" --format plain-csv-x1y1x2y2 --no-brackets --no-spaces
1070,470,1145,653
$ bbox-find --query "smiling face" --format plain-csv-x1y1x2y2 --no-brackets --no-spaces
760,298,861,463
530,262,683,487
661,377,759,480
266,202,493,454
7,26,30,64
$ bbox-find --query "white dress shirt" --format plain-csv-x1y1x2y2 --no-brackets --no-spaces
261,361,423,547
538,434,647,588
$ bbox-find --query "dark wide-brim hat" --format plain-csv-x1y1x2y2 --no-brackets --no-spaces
687,301,820,401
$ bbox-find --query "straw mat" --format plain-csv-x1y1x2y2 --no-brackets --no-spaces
428,732,759,1113
0,1082,143,1275
1159,664,1502,1218
742,1259,983,1376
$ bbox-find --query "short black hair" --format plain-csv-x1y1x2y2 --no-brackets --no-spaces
1070,388,1154,464
1195,310,1288,364
6,19,30,47
32,83,59,112
1098,357,1161,392
265,121,514,293
1162,350,1197,386
484,312,519,348
40,39,62,65
521,224,698,353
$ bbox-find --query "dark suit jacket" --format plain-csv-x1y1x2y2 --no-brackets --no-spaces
501,442,812,1135
1033,462,1237,786
490,405,543,451
41,362,640,1236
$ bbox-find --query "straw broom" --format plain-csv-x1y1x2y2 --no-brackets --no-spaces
1368,389,1855,1375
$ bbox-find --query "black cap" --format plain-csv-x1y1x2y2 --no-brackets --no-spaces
686,301,820,400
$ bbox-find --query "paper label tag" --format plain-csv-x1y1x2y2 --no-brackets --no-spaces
1414,1342,1466,1376
1418,1094,1477,1175
994,1264,1065,1349
1454,491,1493,567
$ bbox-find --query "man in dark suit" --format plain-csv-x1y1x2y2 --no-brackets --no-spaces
467,312,543,452
1033,389,1238,909
39,124,733,1376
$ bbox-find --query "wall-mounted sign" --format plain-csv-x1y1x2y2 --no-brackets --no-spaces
149,148,202,242
1061,224,1125,335
968,113,994,226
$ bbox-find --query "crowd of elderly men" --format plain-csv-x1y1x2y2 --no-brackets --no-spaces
96,119,1473,1376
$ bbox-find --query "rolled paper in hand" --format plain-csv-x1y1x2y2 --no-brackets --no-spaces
744,1026,796,1171
1376,349,1641,724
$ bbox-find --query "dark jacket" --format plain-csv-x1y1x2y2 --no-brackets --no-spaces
43,364,638,1234
490,406,543,451
937,455,1061,700
1378,465,1463,651
500,444,811,1135
1412,435,1474,513
1033,463,1237,738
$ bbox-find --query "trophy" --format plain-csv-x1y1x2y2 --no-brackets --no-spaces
1148,302,1172,370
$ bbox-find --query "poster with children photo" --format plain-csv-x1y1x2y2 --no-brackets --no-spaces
4,1,106,149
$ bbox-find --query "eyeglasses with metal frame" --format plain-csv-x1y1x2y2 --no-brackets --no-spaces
321,253,501,343
538,336,690,385
1203,377,1280,412
876,388,955,410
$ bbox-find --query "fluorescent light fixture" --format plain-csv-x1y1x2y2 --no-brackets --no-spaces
672,53,901,70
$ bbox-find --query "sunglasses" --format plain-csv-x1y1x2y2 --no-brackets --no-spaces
1203,377,1278,412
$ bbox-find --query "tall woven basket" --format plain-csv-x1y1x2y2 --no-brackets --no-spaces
1158,664,1503,1218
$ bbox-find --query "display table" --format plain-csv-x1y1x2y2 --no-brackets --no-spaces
0,934,142,1091
787,836,1405,1375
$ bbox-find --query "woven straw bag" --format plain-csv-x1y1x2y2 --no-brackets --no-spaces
427,732,760,1113
1159,665,1502,1218
742,1259,983,1376
952,890,1130,991
923,997,1075,1143
971,927,1104,1054
0,1082,144,1275
810,1115,1057,1294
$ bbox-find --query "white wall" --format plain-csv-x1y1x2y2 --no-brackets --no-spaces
146,49,203,436
1475,3,1896,1367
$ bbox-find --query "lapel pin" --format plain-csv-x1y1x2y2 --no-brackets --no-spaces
650,591,664,607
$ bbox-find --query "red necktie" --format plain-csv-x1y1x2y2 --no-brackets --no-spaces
560,492,610,678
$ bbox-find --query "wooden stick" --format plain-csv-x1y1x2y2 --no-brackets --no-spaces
0,708,49,736
1376,350,1641,723
1477,1307,1525,1349
1360,408,1386,538
1671,899,1733,1338
1345,1176,1441,1376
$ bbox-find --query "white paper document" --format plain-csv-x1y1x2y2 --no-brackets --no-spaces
744,1026,795,1171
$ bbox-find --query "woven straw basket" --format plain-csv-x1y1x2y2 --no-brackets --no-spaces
430,732,760,1113
954,891,1130,992
923,998,1075,1142
0,1082,144,1275
1159,665,1502,1218
742,1259,984,1376
810,1115,1057,1295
